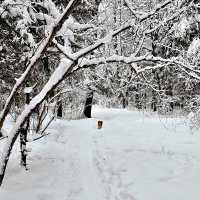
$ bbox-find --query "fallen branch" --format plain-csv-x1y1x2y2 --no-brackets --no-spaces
27,133,50,142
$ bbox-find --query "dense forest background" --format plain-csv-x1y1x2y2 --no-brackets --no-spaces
1,0,200,185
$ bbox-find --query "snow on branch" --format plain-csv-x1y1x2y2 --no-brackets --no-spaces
35,0,60,19
145,6,187,34
72,0,175,60
45,0,177,69
125,0,175,22
0,0,80,131
76,54,171,68
53,39,75,61
75,54,200,80
139,0,174,22
124,0,143,19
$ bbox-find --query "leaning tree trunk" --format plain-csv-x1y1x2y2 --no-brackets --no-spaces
83,91,93,118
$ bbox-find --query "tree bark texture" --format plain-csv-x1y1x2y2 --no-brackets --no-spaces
83,91,93,118
20,84,30,168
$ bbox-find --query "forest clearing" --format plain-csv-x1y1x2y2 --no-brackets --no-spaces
0,107,200,200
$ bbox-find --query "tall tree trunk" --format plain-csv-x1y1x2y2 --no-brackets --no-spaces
20,83,30,168
57,103,63,117
122,96,128,108
150,28,161,112
83,91,93,118
20,125,28,168
135,83,142,109
120,91,128,108
151,89,157,112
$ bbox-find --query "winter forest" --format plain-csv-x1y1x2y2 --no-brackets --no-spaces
1,0,200,199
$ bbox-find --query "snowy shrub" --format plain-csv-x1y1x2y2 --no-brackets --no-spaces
187,37,200,63
175,17,190,39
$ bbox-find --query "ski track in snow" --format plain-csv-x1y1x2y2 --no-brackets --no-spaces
1,108,200,200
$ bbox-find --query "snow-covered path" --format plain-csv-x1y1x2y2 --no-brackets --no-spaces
1,108,200,200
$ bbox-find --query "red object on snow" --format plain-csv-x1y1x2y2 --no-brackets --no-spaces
98,121,103,129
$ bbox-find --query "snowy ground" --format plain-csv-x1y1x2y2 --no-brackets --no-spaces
0,107,200,200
